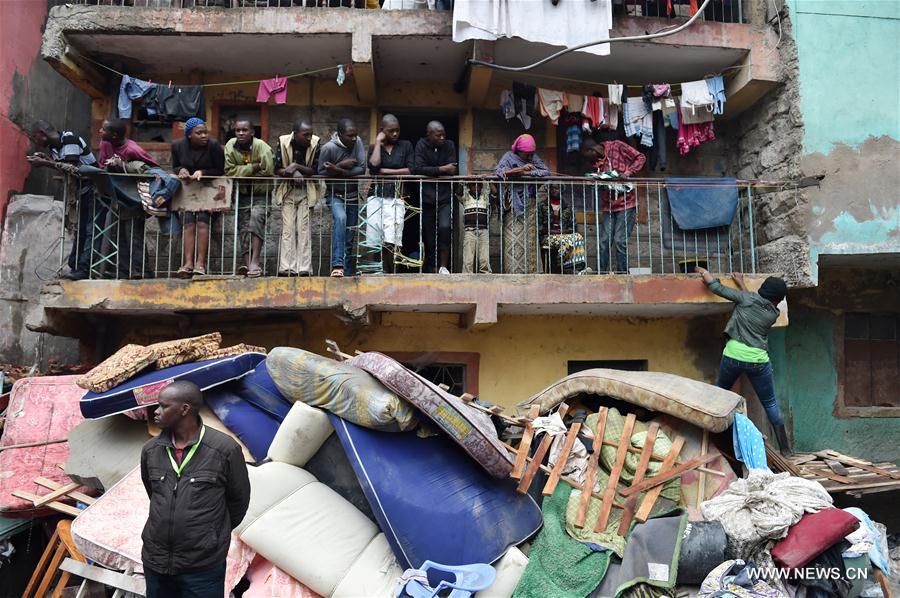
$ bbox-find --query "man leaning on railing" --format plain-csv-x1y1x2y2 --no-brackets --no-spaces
224,119,274,278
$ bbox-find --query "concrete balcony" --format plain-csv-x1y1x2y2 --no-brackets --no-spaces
43,3,780,116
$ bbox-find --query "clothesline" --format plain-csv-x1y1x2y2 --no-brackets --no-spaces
493,63,750,92
73,51,341,88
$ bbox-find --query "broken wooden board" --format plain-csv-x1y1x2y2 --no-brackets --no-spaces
790,451,900,496
617,423,659,536
517,404,569,494
634,437,685,523
511,405,541,480
575,407,608,529
594,413,636,532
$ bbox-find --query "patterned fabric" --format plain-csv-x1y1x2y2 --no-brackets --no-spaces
517,369,742,433
546,233,586,270
244,556,320,598
204,345,267,361
147,333,222,368
267,348,418,432
698,560,785,598
732,413,770,471
348,351,514,479
77,344,158,392
503,207,542,274
71,466,255,590
155,341,222,369
0,375,88,515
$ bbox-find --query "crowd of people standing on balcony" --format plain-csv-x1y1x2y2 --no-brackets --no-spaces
26,113,648,280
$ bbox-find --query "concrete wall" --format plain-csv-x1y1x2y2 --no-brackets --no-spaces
786,0,900,282
0,0,89,367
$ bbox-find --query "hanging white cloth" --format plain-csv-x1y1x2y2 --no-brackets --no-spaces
454,0,613,57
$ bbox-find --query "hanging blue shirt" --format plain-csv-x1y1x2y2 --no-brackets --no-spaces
732,413,770,472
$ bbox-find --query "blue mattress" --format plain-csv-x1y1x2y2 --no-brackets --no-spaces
204,383,280,461
330,414,543,570
232,360,292,421
79,352,266,419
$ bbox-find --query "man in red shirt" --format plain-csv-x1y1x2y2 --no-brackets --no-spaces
99,119,160,169
581,138,646,274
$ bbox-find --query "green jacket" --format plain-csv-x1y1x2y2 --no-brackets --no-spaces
707,279,779,351
224,137,275,195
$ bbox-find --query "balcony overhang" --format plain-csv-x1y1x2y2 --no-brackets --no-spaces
34,274,787,334
43,6,779,115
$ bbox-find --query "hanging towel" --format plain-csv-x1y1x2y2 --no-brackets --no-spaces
608,83,623,106
538,89,566,125
500,89,516,120
623,97,653,147
665,177,738,230
257,76,288,104
583,96,602,128
603,103,619,131
118,76,154,119
675,103,715,155
336,64,346,86
706,75,726,115
732,413,770,472
566,93,585,114
455,0,613,57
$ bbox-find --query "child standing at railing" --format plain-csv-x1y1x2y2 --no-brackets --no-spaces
457,181,495,274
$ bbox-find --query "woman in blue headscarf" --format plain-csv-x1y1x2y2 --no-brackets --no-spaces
170,118,225,278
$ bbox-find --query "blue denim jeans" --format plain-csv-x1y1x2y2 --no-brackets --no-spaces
144,562,226,598
598,207,636,274
715,356,784,427
327,194,358,274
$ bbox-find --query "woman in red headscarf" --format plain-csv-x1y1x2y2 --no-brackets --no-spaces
493,134,550,274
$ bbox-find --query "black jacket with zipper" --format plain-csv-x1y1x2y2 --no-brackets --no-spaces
140,421,250,575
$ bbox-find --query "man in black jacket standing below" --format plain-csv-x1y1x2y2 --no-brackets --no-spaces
140,381,250,597
413,121,457,273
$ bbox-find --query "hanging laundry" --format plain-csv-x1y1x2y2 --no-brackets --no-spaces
607,83,623,106
513,82,536,130
676,99,715,155
537,88,566,125
649,111,667,171
566,125,581,153
142,85,205,120
118,76,154,119
336,64,346,86
679,80,715,123
565,93,584,114
257,76,288,105
500,89,516,121
583,96,602,128
705,75,726,115
652,83,671,98
623,97,653,147
641,84,655,108
603,102,619,131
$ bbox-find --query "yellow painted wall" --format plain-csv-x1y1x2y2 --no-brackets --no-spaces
183,312,718,409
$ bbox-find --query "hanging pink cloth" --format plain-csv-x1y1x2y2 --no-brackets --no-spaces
257,76,288,104
583,96,602,128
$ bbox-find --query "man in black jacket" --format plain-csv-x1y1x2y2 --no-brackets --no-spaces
413,121,457,273
140,381,250,597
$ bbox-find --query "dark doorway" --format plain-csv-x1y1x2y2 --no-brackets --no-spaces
389,112,459,157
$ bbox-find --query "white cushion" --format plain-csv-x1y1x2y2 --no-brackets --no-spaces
267,402,334,467
235,462,316,536
332,533,403,598
480,546,529,598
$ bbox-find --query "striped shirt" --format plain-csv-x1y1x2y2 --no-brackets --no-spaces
50,131,97,166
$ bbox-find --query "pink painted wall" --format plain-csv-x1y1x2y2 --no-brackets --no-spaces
0,0,49,225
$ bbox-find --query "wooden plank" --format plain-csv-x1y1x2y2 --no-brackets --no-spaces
36,543,66,598
59,559,147,596
634,437,685,523
32,482,81,507
824,459,851,476
806,467,855,485
875,568,892,598
24,528,59,598
621,452,720,498
820,479,900,493
617,423,659,536
697,429,709,508
511,405,541,480
575,407,608,528
12,490,81,517
580,432,726,477
542,421,582,496
35,477,95,505
820,451,900,480
518,404,569,493
595,413,636,532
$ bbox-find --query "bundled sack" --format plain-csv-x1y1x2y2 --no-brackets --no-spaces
77,344,158,392
266,347,417,432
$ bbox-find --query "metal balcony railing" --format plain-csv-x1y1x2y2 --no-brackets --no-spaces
53,174,760,281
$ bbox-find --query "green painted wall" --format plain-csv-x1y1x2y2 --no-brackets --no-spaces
771,308,900,465
787,0,900,155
